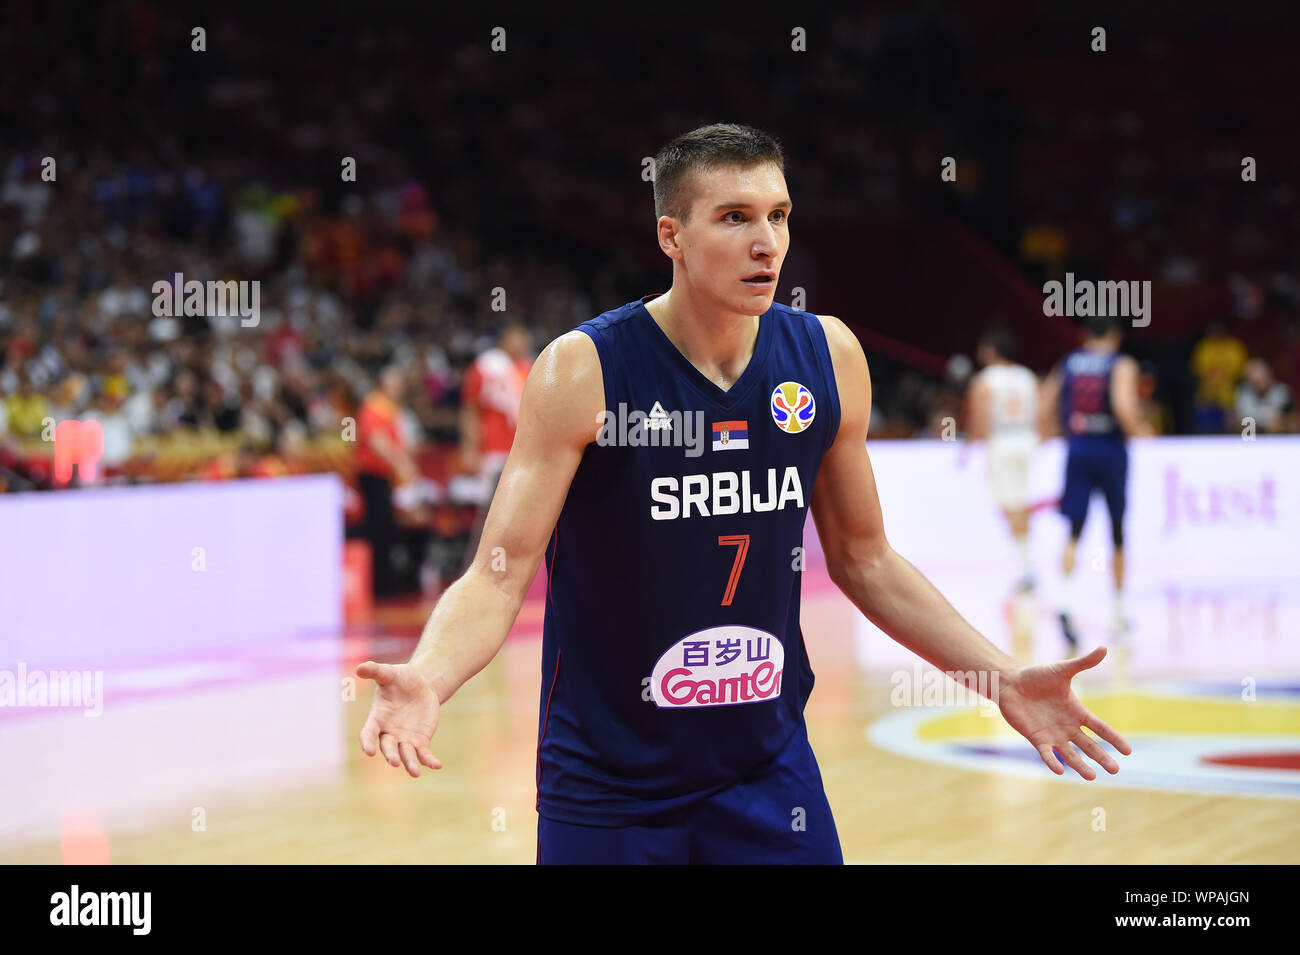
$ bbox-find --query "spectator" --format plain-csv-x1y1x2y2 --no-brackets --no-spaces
4,369,49,439
1271,319,1300,399
1235,358,1294,435
1137,364,1167,436
354,364,419,597
83,390,135,478
0,2,1296,612
1191,321,1247,433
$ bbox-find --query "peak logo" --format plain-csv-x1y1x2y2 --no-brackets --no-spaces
650,626,785,708
595,402,706,457
646,401,673,431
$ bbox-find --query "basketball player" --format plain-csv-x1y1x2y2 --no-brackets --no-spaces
1041,315,1143,653
967,326,1038,591
459,323,532,572
357,124,1131,864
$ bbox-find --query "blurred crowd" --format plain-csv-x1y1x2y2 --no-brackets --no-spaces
2,3,1296,570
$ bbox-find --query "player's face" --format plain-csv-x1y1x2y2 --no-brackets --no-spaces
502,327,530,358
679,162,790,314
381,369,404,399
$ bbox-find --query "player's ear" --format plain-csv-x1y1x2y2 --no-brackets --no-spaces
656,215,683,260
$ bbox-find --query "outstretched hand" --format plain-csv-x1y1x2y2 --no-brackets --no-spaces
357,661,444,778
997,646,1132,779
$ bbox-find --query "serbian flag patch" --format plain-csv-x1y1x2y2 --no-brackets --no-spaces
712,420,749,451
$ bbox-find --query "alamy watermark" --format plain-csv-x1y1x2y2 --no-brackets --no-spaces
152,272,260,327
50,885,150,935
0,664,103,717
889,663,1000,717
1042,272,1151,328
596,401,706,457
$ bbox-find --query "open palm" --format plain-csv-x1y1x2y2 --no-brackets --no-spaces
357,660,444,778
997,646,1132,779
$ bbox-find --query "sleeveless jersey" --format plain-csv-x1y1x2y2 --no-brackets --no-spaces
977,363,1037,437
1061,348,1121,442
535,294,842,826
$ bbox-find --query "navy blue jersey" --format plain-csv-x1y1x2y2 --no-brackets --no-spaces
535,294,842,826
1060,348,1123,444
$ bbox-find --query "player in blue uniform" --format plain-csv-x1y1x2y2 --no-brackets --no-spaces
1041,315,1143,653
355,124,1132,864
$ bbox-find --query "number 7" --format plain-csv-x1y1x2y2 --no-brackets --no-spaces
717,534,750,606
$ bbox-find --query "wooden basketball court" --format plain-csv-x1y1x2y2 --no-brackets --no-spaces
2,564,1295,865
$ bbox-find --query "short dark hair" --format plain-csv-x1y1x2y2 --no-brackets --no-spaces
979,325,1017,361
652,123,785,223
1083,314,1121,338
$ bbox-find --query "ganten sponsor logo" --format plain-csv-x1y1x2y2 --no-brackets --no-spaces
650,626,785,708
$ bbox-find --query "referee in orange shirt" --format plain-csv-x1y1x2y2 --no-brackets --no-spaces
356,365,419,597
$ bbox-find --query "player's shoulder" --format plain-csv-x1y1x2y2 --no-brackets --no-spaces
533,328,601,383
582,297,646,336
806,312,862,359
549,296,651,367
1112,352,1139,375
754,302,841,361
1013,362,1038,382
808,314,871,403
517,330,604,446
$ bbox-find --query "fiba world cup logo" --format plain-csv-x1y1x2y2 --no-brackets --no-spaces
770,381,815,434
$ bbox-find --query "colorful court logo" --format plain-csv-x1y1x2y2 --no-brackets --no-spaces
771,381,815,433
866,683,1300,799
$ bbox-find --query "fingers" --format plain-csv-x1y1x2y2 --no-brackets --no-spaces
416,744,443,771
355,660,396,686
1053,740,1096,780
1039,729,1128,779
1062,741,1097,780
1083,710,1133,755
1072,730,1119,775
359,715,380,757
365,729,443,775
1036,743,1065,775
354,660,442,775
379,733,401,768
1063,645,1106,676
398,741,420,778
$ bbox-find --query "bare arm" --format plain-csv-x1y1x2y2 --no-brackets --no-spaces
967,373,990,441
1110,354,1143,437
459,400,480,472
1038,366,1062,439
810,317,1130,777
410,331,603,703
810,316,1018,683
368,430,416,479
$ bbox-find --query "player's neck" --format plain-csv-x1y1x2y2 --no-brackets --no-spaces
645,287,760,386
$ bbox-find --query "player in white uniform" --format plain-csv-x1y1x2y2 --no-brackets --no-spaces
967,326,1039,591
